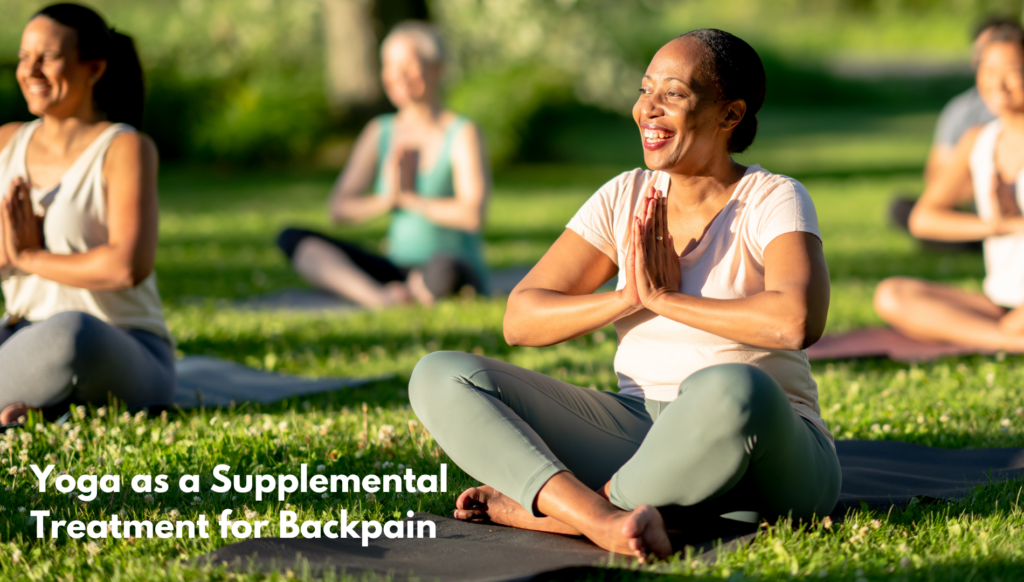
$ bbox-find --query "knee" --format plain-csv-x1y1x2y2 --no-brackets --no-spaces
41,312,107,371
873,277,918,321
409,351,490,423
677,364,789,435
276,228,314,261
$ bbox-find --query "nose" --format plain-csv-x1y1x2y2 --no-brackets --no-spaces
641,94,666,120
28,56,44,77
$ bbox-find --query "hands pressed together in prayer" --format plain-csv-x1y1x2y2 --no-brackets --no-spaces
988,173,1024,236
383,148,422,211
621,186,681,313
0,177,44,270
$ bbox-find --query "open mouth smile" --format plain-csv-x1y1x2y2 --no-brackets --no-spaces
641,124,675,151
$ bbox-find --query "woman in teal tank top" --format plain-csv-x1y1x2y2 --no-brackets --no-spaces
277,21,490,307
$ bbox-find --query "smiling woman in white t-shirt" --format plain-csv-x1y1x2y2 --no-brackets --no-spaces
408,29,839,560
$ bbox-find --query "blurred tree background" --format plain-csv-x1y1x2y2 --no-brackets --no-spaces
0,0,1019,166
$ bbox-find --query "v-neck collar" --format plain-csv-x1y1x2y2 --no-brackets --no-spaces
21,120,119,194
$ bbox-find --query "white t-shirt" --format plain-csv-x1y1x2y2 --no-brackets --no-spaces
566,166,830,442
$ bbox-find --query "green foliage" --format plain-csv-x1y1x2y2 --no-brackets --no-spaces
0,0,1004,165
0,0,329,163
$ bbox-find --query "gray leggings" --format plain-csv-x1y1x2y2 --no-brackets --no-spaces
0,311,176,411
410,352,841,523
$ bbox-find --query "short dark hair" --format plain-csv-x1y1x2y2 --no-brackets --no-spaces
974,16,1020,40
679,29,766,154
34,3,144,128
983,21,1024,46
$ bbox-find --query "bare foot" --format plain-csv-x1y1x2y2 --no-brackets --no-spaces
585,505,673,563
406,270,435,306
0,403,34,424
380,281,413,307
454,485,582,535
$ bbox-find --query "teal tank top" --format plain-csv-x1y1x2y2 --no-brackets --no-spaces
373,114,489,292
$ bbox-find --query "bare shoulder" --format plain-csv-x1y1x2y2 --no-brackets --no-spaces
451,117,485,151
0,122,25,153
106,131,158,165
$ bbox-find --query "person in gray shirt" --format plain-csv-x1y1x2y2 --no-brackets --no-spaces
891,17,1013,250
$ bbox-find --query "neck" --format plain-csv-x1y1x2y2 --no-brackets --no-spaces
38,107,107,153
1002,111,1024,135
664,153,747,207
398,97,443,124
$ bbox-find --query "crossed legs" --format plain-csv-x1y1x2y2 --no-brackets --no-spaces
290,236,418,307
408,352,840,560
0,311,175,423
874,276,1024,351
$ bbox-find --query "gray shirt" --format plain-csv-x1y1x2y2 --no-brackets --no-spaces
933,86,996,148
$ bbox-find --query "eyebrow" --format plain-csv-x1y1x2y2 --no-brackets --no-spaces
642,75,693,88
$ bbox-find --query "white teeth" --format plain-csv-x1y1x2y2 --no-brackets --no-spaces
642,129,673,140
27,84,49,95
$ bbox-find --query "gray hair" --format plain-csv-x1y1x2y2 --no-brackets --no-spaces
381,21,446,66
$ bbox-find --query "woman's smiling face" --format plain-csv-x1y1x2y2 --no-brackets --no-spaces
632,37,737,173
17,16,100,120
977,40,1024,118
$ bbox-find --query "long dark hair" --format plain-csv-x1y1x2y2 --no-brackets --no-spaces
680,29,765,154
34,3,144,128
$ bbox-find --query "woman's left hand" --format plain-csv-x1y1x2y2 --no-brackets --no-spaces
632,186,680,308
1,177,44,268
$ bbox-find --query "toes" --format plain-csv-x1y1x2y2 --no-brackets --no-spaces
455,487,482,510
453,508,488,521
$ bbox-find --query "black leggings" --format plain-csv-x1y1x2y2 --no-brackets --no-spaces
277,228,483,298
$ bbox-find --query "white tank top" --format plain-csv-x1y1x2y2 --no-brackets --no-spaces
0,119,172,343
969,120,1024,308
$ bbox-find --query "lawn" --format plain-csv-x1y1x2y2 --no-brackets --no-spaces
2,103,1024,581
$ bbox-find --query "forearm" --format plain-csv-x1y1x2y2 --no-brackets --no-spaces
401,196,481,231
330,194,393,224
648,291,816,350
504,289,637,347
909,208,992,241
14,247,142,290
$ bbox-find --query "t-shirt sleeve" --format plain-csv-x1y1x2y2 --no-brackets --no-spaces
756,179,821,251
566,173,627,264
933,90,978,148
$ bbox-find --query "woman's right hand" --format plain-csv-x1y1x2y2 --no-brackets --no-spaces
619,207,643,310
1,177,44,269
384,148,419,209
988,174,1024,235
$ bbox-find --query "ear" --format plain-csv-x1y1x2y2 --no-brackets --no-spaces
88,59,108,85
719,99,747,133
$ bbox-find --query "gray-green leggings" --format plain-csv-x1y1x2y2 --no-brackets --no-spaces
409,352,841,523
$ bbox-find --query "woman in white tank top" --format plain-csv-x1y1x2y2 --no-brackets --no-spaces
875,22,1024,352
0,4,174,424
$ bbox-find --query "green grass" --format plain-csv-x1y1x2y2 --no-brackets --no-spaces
3,104,1024,581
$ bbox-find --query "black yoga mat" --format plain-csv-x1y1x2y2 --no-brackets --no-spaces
173,356,389,408
834,439,1024,510
202,440,1024,582
202,511,753,581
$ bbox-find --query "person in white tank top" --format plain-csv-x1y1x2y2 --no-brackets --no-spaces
875,22,1024,352
0,4,174,424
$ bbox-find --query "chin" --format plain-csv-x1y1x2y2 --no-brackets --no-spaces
642,152,675,172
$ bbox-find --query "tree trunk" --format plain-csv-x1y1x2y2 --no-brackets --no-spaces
322,0,380,112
